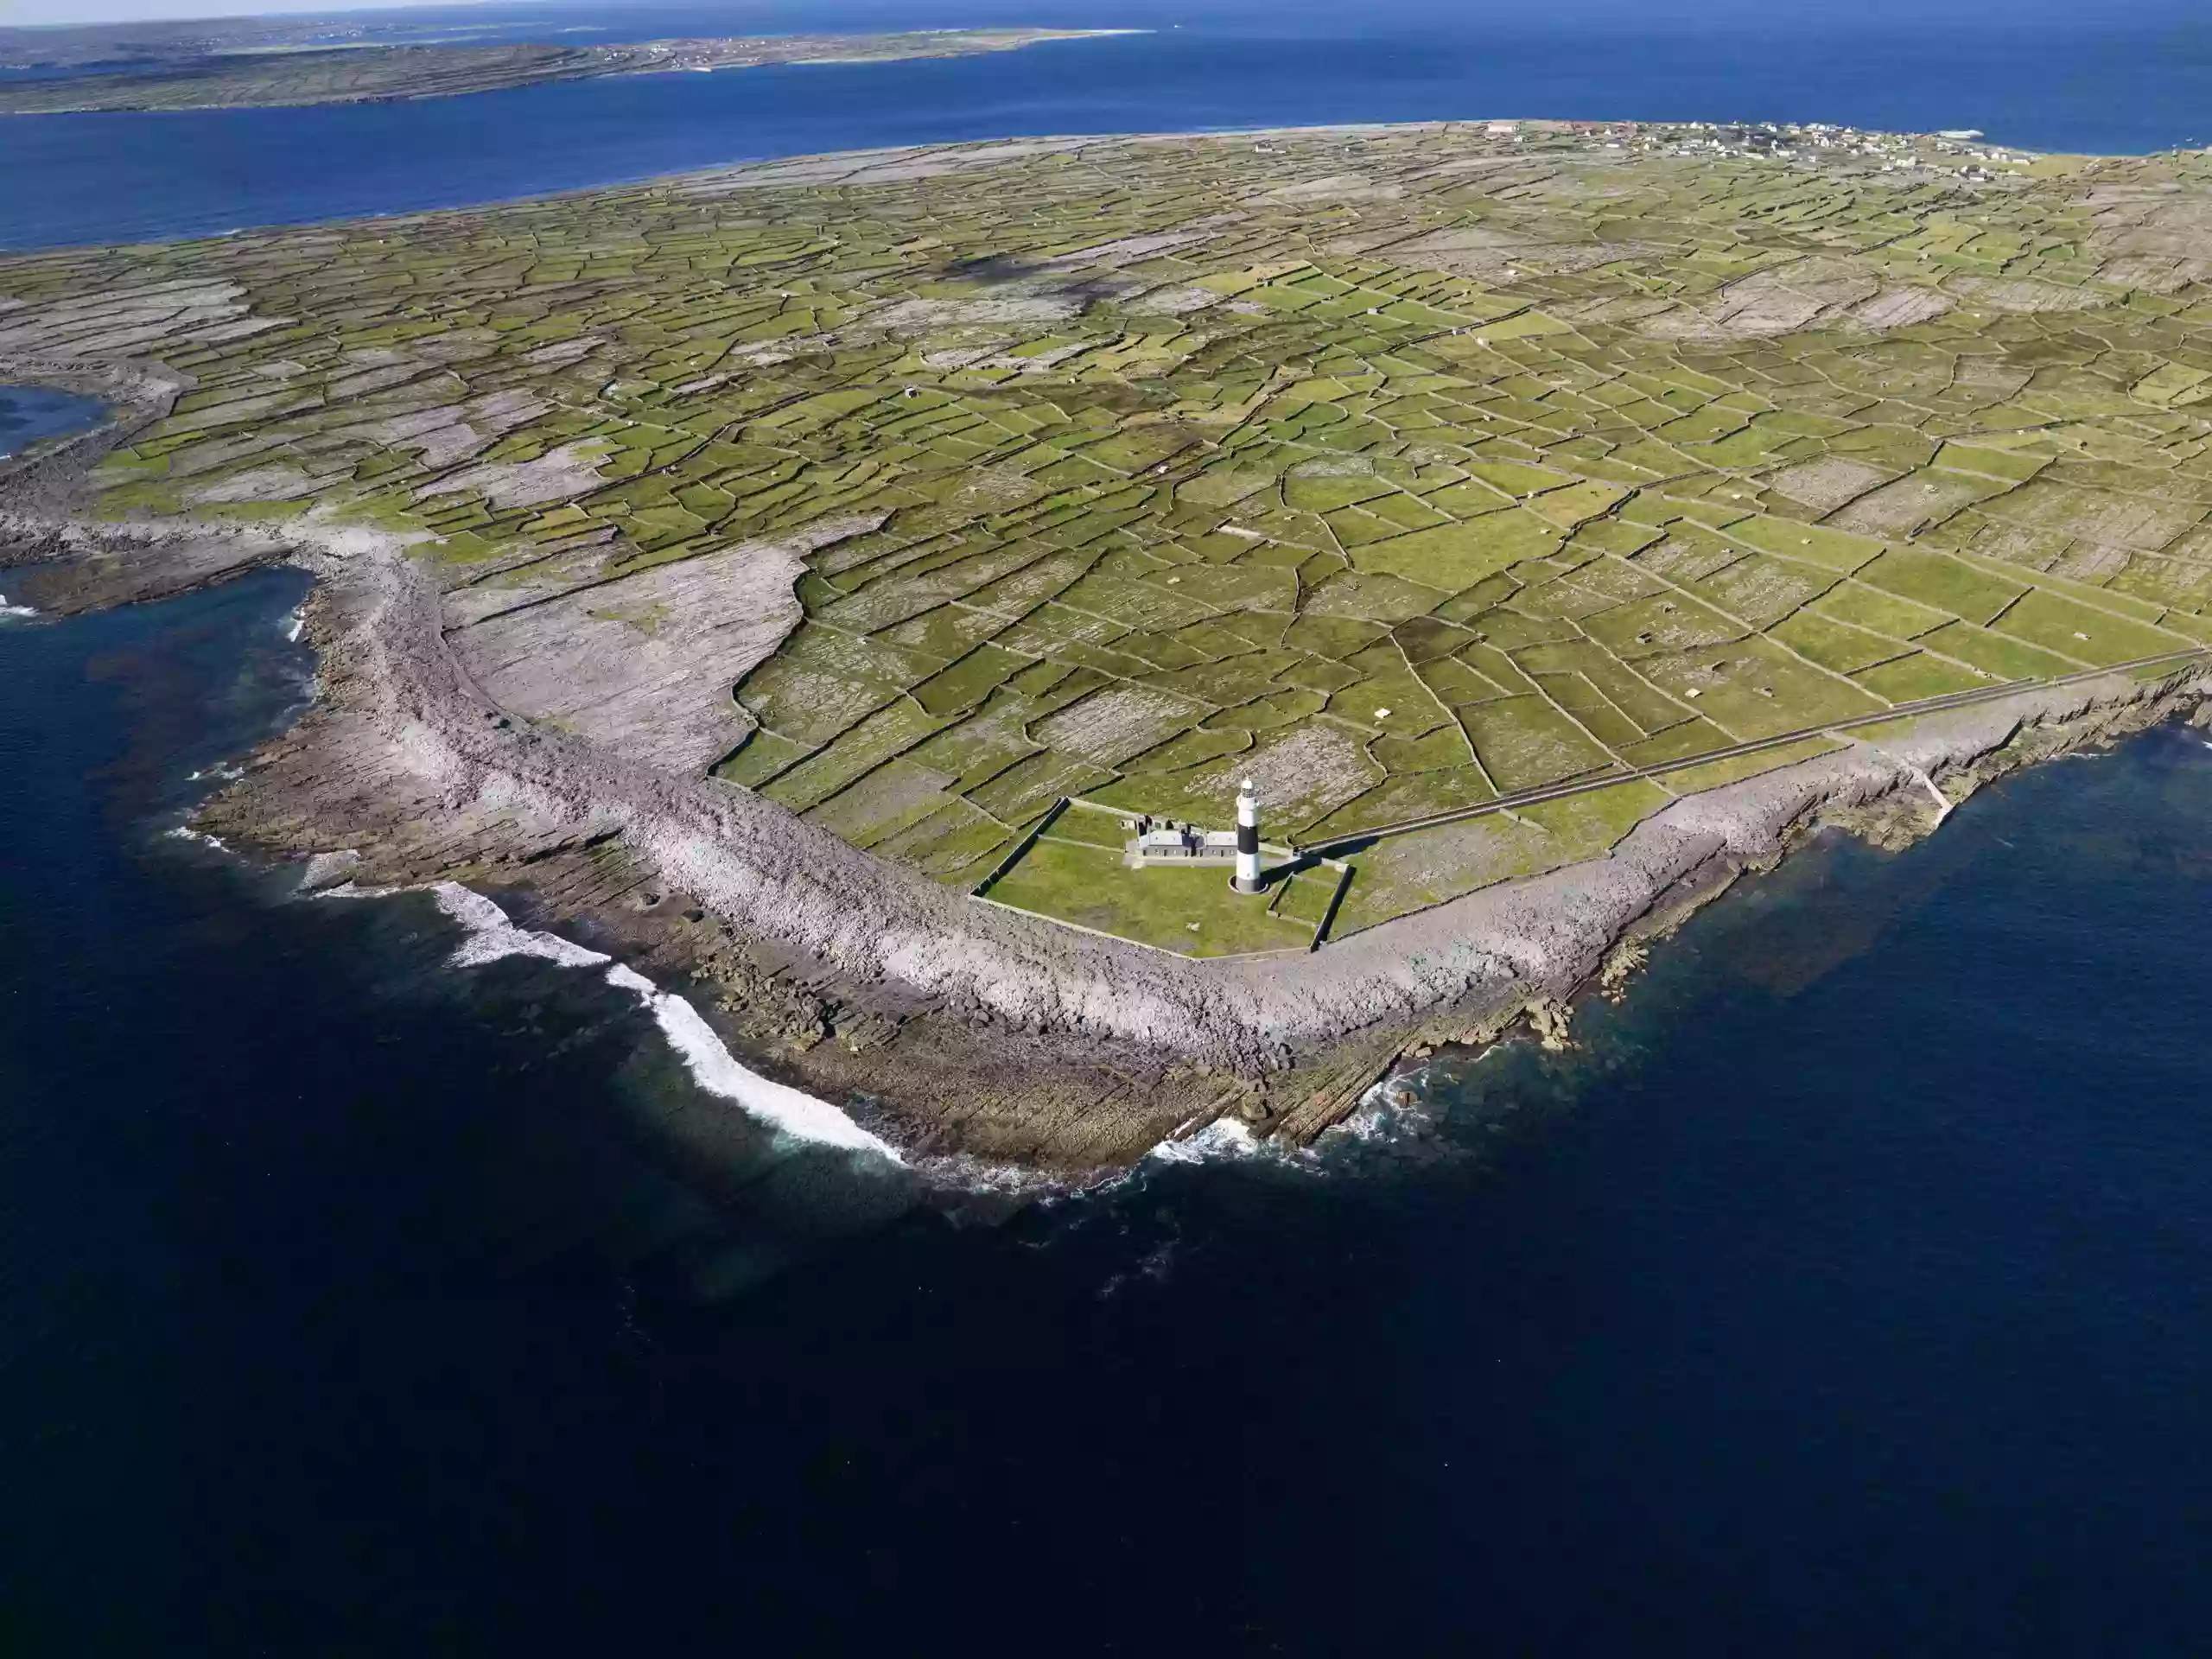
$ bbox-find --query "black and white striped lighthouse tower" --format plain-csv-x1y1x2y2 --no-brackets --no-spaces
1233,778,1263,894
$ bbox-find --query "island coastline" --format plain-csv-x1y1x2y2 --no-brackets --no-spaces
9,122,2212,1173
11,404,2202,1171
0,28,1138,116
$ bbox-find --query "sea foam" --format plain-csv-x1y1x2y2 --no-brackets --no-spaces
1147,1116,1264,1165
433,881,609,971
429,883,898,1160
1130,1069,1422,1179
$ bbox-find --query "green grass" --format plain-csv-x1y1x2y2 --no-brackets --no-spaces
985,837,1316,957
1352,512,1560,588
1989,590,2189,667
1808,581,1952,640
1460,696,1618,789
1331,777,1668,933
1268,865,1347,928
30,120,2212,948
1634,636,1885,738
1915,621,2081,682
1768,610,1913,675
1858,548,2028,626
1852,652,1987,702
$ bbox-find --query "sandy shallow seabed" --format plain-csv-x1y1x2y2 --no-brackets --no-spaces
6,149,2210,1172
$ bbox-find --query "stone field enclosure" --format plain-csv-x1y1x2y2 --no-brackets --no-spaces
12,121,2212,949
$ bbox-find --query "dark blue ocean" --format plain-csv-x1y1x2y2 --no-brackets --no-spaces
7,515,2212,1655
4,0,2211,247
6,10,2212,1649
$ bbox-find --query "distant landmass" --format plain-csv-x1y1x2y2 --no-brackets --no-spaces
0,26,1126,114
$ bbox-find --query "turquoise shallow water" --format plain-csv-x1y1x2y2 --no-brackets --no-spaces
3,558,2209,1654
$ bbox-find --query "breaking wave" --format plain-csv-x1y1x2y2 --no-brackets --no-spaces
1146,1115,1269,1166
1122,1067,1445,1184
427,883,899,1160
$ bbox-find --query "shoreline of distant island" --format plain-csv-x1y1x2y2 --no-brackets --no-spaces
0,27,1139,116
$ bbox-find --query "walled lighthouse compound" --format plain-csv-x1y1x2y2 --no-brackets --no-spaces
1122,779,1268,894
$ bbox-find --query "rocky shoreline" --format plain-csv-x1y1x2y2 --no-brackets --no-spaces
9,118,2212,1172
10,412,2206,1171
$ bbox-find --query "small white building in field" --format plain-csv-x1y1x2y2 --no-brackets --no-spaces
1122,779,1268,896
1124,817,1239,867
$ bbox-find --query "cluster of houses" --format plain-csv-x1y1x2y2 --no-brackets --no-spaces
1591,119,2030,179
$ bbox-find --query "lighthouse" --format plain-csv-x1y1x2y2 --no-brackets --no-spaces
1233,778,1263,894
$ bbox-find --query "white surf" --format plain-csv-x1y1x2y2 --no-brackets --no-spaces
429,882,899,1160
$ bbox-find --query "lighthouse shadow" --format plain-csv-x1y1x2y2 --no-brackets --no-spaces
1261,849,1364,949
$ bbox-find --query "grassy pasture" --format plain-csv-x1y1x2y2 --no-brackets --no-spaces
23,122,2212,953
982,811,1319,957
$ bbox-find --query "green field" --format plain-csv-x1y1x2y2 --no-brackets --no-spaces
981,804,1322,957
16,120,2212,948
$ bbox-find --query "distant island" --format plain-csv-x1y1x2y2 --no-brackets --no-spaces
0,27,1129,114
5,119,2209,1170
